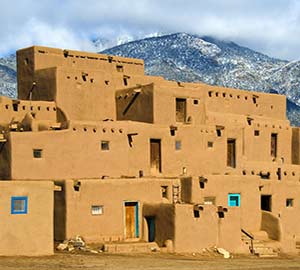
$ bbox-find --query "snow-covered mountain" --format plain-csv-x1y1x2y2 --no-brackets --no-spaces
1,32,300,125
0,54,17,98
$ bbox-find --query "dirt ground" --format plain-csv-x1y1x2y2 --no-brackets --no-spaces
0,253,300,270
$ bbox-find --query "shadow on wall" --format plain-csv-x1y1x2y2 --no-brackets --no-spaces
261,210,281,241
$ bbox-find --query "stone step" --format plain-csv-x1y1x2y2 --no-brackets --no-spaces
258,253,278,258
104,242,159,253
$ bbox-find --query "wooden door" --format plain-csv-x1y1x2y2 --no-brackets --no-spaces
150,139,161,174
125,202,138,239
227,139,236,168
176,98,186,122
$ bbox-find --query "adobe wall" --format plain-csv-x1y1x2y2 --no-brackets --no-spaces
173,204,246,253
17,46,144,100
260,181,300,238
0,96,57,127
151,81,286,125
181,175,261,232
0,181,53,256
8,117,297,181
8,121,231,180
62,178,177,243
116,84,154,123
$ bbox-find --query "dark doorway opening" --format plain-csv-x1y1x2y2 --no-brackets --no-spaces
261,195,272,212
146,216,155,242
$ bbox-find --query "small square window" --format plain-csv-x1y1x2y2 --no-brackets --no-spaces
175,140,181,150
204,197,216,205
208,141,213,148
91,205,104,215
254,130,260,136
286,199,293,207
193,99,199,105
33,149,43,158
228,193,240,207
101,141,109,151
11,196,28,214
116,65,124,72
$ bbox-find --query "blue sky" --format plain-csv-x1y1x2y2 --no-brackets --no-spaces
1,0,300,60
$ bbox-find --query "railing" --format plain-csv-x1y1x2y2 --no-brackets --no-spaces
241,229,254,254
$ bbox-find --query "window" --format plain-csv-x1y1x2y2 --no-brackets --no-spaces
271,133,277,158
11,196,28,214
193,99,199,105
227,139,236,168
175,140,181,150
286,199,294,208
204,197,215,205
101,141,109,151
33,149,43,158
161,186,168,199
254,130,260,136
91,205,104,215
175,98,186,122
207,141,213,148
12,103,18,112
116,65,124,72
228,193,240,207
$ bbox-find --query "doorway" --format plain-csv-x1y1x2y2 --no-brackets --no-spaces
145,216,156,242
176,98,186,122
261,195,272,212
125,202,139,239
150,139,162,174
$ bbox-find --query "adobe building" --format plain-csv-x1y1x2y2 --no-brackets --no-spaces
0,45,300,255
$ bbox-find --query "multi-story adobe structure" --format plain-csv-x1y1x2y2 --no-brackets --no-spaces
0,45,300,255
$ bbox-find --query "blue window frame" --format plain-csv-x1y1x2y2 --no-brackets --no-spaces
228,193,240,207
11,196,28,214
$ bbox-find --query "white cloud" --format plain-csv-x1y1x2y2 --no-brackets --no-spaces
0,0,300,59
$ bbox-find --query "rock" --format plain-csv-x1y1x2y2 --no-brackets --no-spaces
217,247,230,259
67,245,75,252
56,243,68,251
164,239,174,253
89,250,98,254
69,235,85,247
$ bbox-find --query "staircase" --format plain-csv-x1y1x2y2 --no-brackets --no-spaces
104,242,159,253
241,230,279,257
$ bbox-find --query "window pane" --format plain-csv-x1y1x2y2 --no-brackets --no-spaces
91,205,103,215
228,193,240,207
11,196,28,214
33,149,43,158
101,141,109,151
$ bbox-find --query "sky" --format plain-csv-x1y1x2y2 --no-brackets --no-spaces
1,0,300,60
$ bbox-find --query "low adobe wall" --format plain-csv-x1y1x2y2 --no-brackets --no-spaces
0,180,53,256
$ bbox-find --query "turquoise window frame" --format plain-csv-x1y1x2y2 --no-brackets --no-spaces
11,196,28,214
228,193,240,207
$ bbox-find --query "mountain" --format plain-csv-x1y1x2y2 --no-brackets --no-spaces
102,33,300,126
0,54,17,98
1,32,300,125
